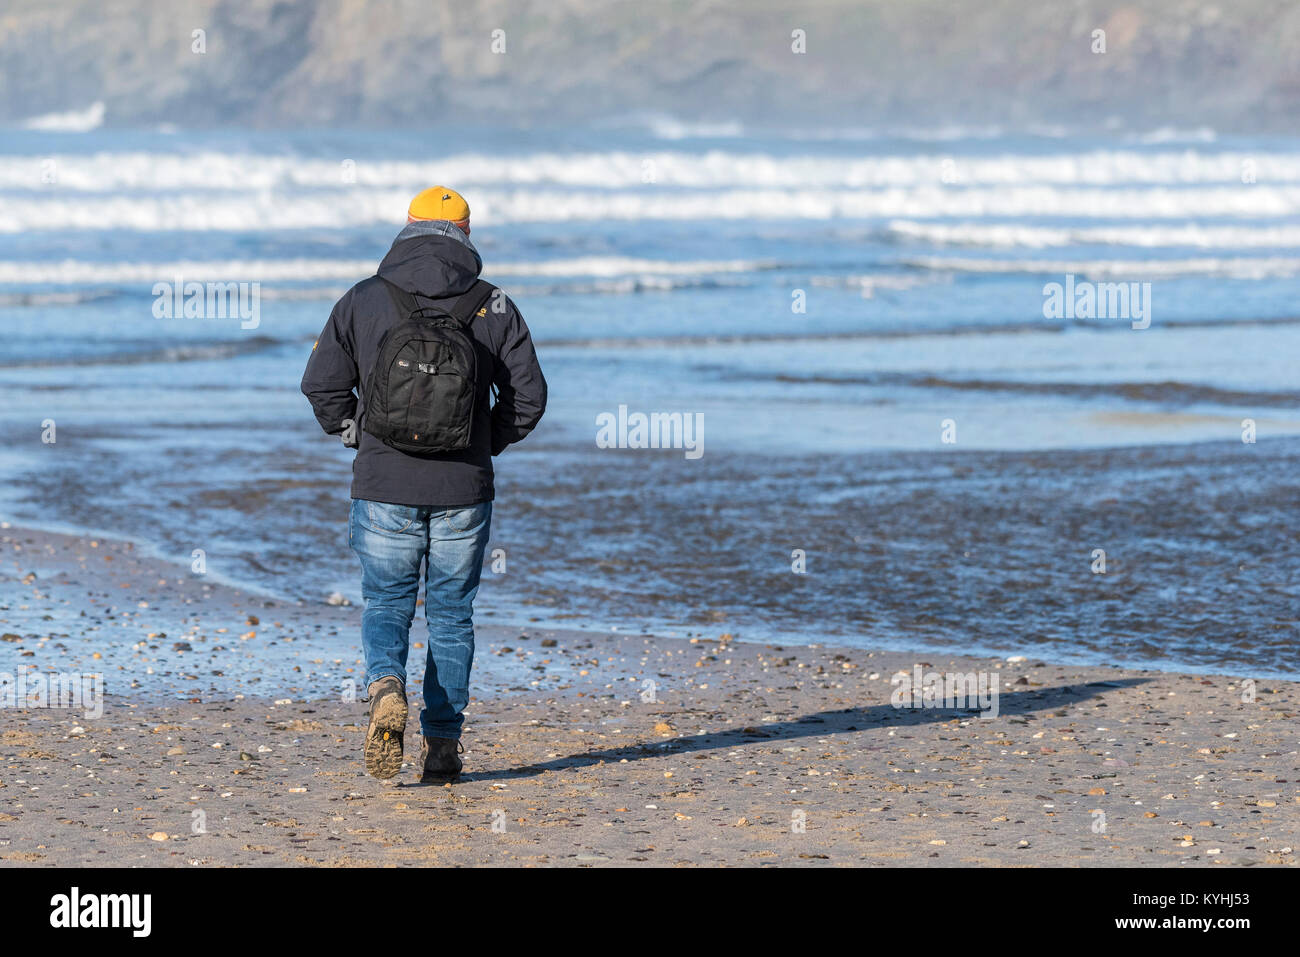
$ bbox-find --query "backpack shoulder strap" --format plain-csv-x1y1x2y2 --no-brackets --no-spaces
378,276,420,320
445,279,497,328
377,276,496,328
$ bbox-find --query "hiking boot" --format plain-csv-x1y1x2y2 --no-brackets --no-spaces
364,676,407,779
419,735,463,783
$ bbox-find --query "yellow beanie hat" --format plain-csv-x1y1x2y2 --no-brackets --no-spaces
407,186,470,223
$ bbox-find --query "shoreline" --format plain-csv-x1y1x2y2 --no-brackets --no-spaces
4,514,1293,685
2,523,1297,867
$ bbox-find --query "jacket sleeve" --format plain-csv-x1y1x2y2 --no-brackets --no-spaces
490,296,547,455
300,292,359,435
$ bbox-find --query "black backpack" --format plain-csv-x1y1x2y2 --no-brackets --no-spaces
362,277,496,454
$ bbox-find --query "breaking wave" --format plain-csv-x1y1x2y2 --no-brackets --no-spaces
6,185,1300,232
3,147,1299,191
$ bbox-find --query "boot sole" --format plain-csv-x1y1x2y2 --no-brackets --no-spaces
364,692,408,780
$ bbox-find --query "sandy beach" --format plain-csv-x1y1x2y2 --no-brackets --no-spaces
0,524,1295,868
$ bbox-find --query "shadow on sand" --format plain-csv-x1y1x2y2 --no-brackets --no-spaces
418,677,1149,786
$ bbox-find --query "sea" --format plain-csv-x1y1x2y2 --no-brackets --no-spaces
2,115,1298,678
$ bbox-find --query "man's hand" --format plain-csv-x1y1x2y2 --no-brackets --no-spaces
340,418,359,448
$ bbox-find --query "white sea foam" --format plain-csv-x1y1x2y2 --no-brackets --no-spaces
1129,126,1218,145
6,184,1300,232
886,220,1300,249
637,115,746,140
0,256,767,285
494,256,764,277
20,101,106,132
0,258,373,284
4,148,1300,191
900,255,1300,280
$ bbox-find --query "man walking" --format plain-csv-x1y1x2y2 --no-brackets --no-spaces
301,187,546,782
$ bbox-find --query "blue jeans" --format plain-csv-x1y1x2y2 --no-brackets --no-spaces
349,498,492,739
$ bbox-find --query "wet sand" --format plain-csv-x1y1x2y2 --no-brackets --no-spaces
1,525,1296,867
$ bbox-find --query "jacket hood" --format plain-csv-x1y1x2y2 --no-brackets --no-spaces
376,220,482,299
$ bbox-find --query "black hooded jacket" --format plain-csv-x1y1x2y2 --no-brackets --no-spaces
301,221,547,507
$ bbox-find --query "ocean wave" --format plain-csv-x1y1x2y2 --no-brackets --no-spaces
0,289,118,307
9,316,1300,369
6,185,1300,231
768,370,1299,408
793,124,1016,142
886,221,1300,249
3,148,1299,191
807,273,951,297
0,257,374,284
510,275,751,297
0,257,768,306
0,255,771,285
254,274,755,301
0,336,280,369
900,255,1300,280
1128,126,1218,145
19,101,106,132
547,315,1300,349
636,115,746,140
540,324,1060,348
496,256,768,277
